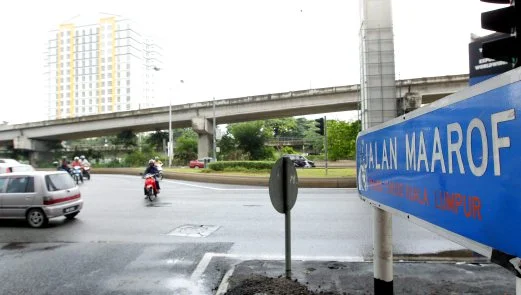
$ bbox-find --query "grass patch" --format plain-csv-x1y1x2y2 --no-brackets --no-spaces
164,167,355,178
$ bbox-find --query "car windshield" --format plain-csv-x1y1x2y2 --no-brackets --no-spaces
45,173,76,191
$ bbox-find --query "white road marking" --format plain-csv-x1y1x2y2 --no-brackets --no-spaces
162,180,268,191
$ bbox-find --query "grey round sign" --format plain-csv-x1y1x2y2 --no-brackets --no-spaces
269,157,298,214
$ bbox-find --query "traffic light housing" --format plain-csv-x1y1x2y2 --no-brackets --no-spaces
314,118,324,135
481,0,521,67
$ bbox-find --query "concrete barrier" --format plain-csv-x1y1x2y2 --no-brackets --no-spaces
38,168,357,188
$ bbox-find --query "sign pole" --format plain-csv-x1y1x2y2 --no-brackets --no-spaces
282,157,292,279
374,207,393,293
269,156,298,281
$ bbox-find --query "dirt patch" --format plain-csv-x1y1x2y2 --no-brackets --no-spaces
224,275,341,295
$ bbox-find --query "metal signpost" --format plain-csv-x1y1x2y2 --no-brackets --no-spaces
269,156,298,279
357,68,521,293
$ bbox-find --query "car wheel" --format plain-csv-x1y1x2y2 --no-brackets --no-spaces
26,208,49,228
65,212,79,220
194,166,199,169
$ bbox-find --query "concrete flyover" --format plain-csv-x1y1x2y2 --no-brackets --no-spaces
0,74,468,160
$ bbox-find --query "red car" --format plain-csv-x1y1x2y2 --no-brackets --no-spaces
189,159,205,169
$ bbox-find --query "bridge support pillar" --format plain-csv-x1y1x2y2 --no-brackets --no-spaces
191,117,214,160
13,136,57,167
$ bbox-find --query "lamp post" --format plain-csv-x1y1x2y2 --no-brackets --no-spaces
212,97,216,162
153,66,182,168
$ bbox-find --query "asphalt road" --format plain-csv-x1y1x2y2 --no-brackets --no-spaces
0,174,465,294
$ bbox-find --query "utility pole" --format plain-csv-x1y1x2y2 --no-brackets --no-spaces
324,115,328,176
213,97,216,162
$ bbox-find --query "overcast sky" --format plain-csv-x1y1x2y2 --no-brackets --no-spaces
0,0,502,124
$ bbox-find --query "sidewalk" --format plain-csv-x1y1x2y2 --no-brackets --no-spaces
219,259,515,294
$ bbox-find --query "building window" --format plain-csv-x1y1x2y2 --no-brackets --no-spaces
127,80,130,86
127,88,130,93
127,104,131,110
127,96,131,102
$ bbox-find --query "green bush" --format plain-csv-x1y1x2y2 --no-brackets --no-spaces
208,161,275,171
124,151,154,167
94,159,126,168
281,146,297,155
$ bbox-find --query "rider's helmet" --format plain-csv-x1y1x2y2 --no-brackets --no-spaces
74,156,79,161
148,159,155,166
80,155,85,160
154,156,160,161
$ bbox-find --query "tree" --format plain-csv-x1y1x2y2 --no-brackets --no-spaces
174,129,198,164
327,120,361,160
145,130,169,152
265,118,299,138
217,134,239,160
228,121,271,160
112,130,138,149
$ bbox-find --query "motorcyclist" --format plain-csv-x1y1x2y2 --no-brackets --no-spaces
143,159,160,195
79,155,90,167
58,157,71,173
71,156,82,167
154,156,163,167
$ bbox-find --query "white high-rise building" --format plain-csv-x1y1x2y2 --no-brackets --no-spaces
45,15,162,120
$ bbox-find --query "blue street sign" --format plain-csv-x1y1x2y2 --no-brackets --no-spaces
357,68,521,259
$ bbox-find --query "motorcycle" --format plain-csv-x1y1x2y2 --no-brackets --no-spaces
72,165,84,185
143,173,159,201
156,163,164,180
82,165,91,180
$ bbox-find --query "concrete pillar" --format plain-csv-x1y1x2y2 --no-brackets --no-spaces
13,136,58,167
191,117,214,159
29,151,54,167
360,0,397,294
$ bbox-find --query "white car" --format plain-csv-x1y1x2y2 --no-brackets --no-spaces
0,171,83,228
0,163,35,174
0,158,20,165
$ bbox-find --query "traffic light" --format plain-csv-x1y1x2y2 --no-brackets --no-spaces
314,118,324,135
481,0,521,67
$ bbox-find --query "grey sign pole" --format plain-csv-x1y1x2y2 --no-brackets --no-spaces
282,157,291,278
269,156,298,280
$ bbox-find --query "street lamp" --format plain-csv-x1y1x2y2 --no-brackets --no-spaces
153,67,183,168
213,97,216,162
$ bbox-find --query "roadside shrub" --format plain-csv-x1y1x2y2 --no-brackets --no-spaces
124,151,154,167
281,146,297,155
95,159,126,168
208,161,275,171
